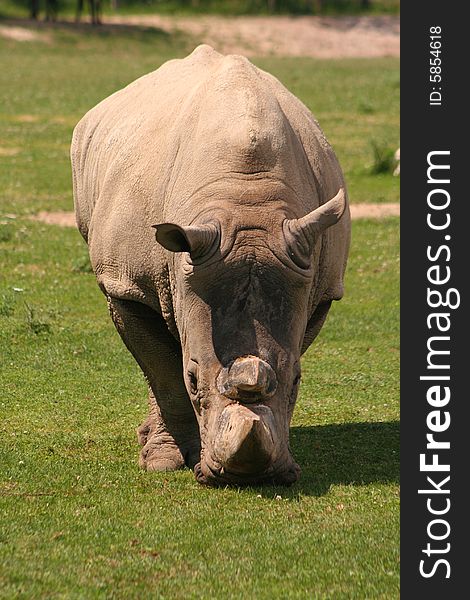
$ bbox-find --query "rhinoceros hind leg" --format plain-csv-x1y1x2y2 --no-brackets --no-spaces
107,296,200,471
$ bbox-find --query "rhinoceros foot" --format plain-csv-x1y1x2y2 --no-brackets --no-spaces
137,418,200,472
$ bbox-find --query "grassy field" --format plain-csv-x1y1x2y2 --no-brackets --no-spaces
1,22,399,599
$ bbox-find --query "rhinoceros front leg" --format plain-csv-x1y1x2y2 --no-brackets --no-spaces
107,297,200,471
301,301,332,355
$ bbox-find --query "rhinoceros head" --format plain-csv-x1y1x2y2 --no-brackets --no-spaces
154,188,346,486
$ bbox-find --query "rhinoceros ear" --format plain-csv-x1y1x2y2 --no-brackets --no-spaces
153,222,219,259
283,188,346,269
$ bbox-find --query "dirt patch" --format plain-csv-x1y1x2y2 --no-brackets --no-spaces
0,24,50,43
0,147,21,157
31,211,77,227
14,114,41,123
106,14,399,58
350,203,399,219
30,204,399,229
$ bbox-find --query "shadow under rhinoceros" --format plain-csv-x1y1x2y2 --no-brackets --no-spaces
253,420,399,498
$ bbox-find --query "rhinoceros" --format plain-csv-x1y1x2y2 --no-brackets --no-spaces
71,45,351,486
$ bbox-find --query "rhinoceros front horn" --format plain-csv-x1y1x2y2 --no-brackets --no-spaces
212,404,277,475
153,222,219,259
283,188,347,269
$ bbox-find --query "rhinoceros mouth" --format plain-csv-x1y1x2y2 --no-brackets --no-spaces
194,402,300,486
193,458,300,487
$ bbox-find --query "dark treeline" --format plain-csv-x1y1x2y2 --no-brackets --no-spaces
28,0,101,23
107,0,380,14
25,0,395,23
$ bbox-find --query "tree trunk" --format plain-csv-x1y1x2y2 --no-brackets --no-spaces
89,0,101,25
45,0,58,22
95,0,102,25
30,0,40,19
76,0,84,22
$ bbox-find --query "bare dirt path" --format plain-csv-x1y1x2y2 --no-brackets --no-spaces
1,15,399,58
29,204,399,229
105,14,399,58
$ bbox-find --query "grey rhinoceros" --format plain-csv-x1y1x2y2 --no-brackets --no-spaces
71,45,351,486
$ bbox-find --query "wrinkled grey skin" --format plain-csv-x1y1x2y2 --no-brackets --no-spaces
71,45,350,486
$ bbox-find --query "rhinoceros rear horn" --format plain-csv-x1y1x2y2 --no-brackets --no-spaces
283,188,346,268
153,222,219,259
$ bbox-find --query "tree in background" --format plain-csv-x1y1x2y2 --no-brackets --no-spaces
25,0,388,21
76,0,102,24
28,0,101,23
45,0,58,20
30,0,40,18
312,0,322,14
30,0,59,20
265,0,373,15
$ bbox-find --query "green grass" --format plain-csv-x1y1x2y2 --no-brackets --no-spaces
0,22,399,599
0,217,399,599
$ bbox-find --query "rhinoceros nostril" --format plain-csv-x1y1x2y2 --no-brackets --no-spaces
217,355,277,400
